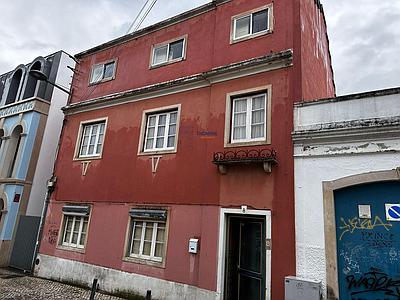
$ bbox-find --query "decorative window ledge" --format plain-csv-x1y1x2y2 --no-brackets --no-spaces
212,148,277,174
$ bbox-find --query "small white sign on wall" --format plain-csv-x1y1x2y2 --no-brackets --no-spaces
358,205,371,219
385,204,400,221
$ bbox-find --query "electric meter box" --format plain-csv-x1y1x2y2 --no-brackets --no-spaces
285,276,322,300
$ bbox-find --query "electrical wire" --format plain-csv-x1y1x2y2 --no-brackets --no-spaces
126,0,151,34
132,0,158,32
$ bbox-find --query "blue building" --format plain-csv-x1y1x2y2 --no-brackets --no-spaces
0,51,74,270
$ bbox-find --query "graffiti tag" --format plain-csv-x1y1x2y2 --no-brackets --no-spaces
47,228,59,245
339,216,392,241
346,268,400,298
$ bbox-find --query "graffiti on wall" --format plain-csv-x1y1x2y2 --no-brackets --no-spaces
339,216,393,241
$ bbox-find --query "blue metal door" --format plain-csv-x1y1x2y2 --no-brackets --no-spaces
335,181,400,299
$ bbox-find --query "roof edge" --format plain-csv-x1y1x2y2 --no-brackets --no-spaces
75,0,230,59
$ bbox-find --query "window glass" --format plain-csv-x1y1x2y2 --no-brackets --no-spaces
104,62,115,79
62,215,89,249
144,110,178,151
252,9,268,33
231,94,266,142
153,45,168,65
168,40,184,61
235,15,251,39
129,219,166,262
78,121,106,157
91,65,104,83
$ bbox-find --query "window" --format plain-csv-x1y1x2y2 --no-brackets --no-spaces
231,93,267,143
144,110,178,152
151,38,186,67
77,121,106,158
60,205,91,249
127,209,167,263
232,6,271,42
90,60,116,84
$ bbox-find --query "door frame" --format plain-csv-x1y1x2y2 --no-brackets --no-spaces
323,168,400,300
217,208,271,300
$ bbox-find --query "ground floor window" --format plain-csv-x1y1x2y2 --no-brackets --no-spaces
60,205,90,249
127,209,168,263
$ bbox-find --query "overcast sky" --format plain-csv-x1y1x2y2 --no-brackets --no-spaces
0,0,399,96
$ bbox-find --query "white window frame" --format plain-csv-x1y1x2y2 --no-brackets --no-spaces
138,105,181,155
61,215,88,249
224,86,272,148
231,4,273,43
128,220,166,263
89,59,117,85
144,111,177,152
150,36,187,68
74,118,108,160
231,93,267,143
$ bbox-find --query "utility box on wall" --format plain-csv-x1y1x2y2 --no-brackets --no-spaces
285,276,322,300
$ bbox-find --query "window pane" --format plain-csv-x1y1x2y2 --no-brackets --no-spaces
144,223,154,240
157,126,165,138
168,40,184,61
147,127,155,139
148,116,156,127
252,110,264,124
91,65,104,83
167,136,175,148
168,124,176,136
156,138,164,148
104,62,115,79
71,232,78,244
79,233,86,246
234,113,246,126
133,222,143,239
234,99,247,112
145,138,154,150
81,219,88,234
155,243,164,258
251,124,264,138
169,112,177,124
158,115,167,126
252,9,268,33
156,227,165,242
153,45,168,65
131,240,140,254
143,241,151,256
63,230,71,243
252,95,265,110
233,127,246,140
235,15,251,39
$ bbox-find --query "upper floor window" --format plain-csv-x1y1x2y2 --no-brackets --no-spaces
89,60,116,85
139,105,181,154
231,5,273,43
75,119,107,159
225,86,272,147
151,36,186,67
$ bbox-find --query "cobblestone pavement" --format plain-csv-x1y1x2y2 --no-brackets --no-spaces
0,268,125,300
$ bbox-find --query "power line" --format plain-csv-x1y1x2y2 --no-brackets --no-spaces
126,0,158,35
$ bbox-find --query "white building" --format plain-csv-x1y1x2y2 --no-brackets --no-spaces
293,87,400,300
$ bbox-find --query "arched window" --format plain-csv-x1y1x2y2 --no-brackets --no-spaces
5,69,23,105
7,125,23,178
23,61,42,99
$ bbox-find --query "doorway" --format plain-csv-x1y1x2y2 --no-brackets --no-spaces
224,215,266,300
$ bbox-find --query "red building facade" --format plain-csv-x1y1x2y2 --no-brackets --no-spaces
36,1,334,299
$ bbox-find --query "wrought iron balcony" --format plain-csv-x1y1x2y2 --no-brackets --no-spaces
212,148,278,174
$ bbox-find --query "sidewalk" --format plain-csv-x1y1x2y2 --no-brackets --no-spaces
0,268,125,300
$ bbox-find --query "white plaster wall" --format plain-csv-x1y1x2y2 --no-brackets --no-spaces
36,254,218,300
295,150,400,294
26,53,75,216
294,94,400,130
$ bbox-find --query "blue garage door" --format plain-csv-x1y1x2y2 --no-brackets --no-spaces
335,181,400,300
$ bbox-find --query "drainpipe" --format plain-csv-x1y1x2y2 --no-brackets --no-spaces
30,175,56,274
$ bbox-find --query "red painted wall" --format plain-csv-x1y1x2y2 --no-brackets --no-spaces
39,0,336,299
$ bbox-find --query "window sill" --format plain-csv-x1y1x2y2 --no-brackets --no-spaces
73,155,103,162
149,57,185,70
88,77,115,87
122,256,165,268
230,30,272,45
224,139,270,148
138,149,177,156
56,245,86,254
